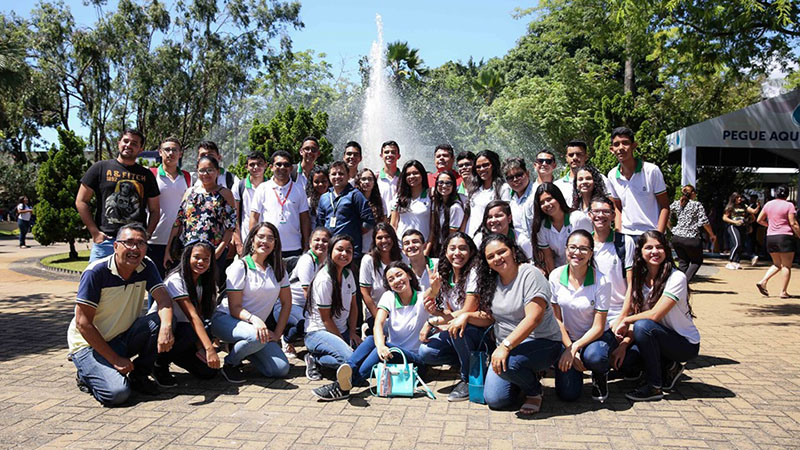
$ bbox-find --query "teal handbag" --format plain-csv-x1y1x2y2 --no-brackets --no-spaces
370,347,435,399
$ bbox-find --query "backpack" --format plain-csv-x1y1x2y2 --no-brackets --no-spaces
237,177,247,227
224,171,235,189
613,231,627,280
150,166,191,187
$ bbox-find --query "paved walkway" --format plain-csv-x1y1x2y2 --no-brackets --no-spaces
1,237,799,449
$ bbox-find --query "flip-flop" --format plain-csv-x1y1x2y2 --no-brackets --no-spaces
780,293,791,299
519,394,542,415
756,283,769,297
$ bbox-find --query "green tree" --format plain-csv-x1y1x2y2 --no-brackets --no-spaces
231,105,333,178
32,128,90,259
0,155,39,210
386,41,428,82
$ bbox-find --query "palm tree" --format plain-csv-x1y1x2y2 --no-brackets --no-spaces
471,68,504,105
386,41,427,81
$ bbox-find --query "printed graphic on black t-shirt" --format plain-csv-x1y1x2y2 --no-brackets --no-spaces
81,160,160,236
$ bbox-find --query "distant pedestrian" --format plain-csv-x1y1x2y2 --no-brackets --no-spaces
669,185,716,282
755,186,800,298
16,196,33,248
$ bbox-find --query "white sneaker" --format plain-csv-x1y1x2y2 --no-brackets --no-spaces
735,263,743,270
751,255,759,266
725,262,735,270
281,337,297,359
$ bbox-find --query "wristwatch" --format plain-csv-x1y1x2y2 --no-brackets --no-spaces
502,339,512,350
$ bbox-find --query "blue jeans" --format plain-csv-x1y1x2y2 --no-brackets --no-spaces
554,328,618,401
305,329,354,369
17,219,30,246
89,237,116,262
210,312,290,378
272,302,305,342
483,338,563,410
72,312,163,406
418,325,490,382
346,336,426,386
631,319,699,388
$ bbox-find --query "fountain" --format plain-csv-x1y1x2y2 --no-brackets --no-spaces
359,14,430,172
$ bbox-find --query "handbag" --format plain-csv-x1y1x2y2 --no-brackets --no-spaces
370,347,435,399
468,327,494,404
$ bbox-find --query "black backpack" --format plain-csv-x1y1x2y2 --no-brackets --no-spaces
613,231,627,280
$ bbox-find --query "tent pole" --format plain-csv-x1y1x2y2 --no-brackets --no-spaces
681,146,697,187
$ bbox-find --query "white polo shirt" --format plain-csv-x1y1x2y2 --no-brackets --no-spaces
442,267,478,311
377,290,430,352
549,265,611,341
289,251,322,307
606,158,666,236
593,231,635,326
305,268,356,335
506,182,536,241
376,167,400,216
536,210,592,266
149,166,189,245
233,175,262,240
250,178,309,252
147,271,192,323
359,254,388,319
391,190,432,241
404,256,438,292
218,255,289,321
640,269,700,344
466,184,508,237
437,201,465,234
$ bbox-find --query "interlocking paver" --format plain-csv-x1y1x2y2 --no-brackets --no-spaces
2,238,800,449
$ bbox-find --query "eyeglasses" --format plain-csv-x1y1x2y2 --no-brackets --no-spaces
589,209,613,217
197,168,216,175
567,245,591,254
273,162,291,168
437,180,454,186
457,162,473,169
505,172,525,182
536,158,555,165
119,239,147,250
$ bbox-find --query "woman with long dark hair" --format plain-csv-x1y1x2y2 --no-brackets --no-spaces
571,165,607,212
359,223,403,333
306,165,330,227
391,160,431,241
549,230,615,402
722,192,757,269
466,150,507,237
312,261,431,401
426,170,465,257
756,185,800,298
472,233,563,415
473,200,533,258
419,232,485,402
532,182,591,274
670,185,716,282
149,240,220,386
619,230,700,402
210,222,292,383
357,168,387,253
303,234,361,381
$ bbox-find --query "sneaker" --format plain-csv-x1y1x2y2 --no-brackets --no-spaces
312,381,350,401
625,384,663,402
591,372,609,402
76,374,90,394
221,364,246,384
129,372,160,396
447,380,470,402
725,262,735,270
751,255,759,266
305,353,322,381
336,363,353,391
662,362,685,391
281,337,297,359
152,363,177,388
735,262,743,270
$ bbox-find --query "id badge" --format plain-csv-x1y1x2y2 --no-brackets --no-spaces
279,212,288,224
329,216,337,227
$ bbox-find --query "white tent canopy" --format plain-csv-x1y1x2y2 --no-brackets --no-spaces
667,89,800,187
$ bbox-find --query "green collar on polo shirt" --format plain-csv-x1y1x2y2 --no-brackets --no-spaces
614,157,643,179
379,167,400,179
244,255,257,270
157,164,167,177
244,174,252,189
559,265,595,287
308,249,319,265
560,170,571,182
543,212,571,229
592,229,615,243
448,272,455,288
394,290,419,308
426,257,434,271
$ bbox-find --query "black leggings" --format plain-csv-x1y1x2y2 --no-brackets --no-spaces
672,235,703,282
726,225,746,263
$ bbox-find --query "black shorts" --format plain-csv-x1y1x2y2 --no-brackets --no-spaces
766,234,795,253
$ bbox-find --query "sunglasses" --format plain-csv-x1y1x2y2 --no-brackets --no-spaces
506,172,526,182
536,158,555,165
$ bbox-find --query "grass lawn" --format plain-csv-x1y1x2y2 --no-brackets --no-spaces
0,229,20,236
41,250,91,273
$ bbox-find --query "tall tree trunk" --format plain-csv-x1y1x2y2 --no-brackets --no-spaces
69,239,78,260
624,34,634,95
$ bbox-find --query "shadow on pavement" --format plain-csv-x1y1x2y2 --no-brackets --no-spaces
689,354,739,370
0,293,73,361
742,302,800,317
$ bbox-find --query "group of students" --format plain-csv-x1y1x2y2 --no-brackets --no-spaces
68,125,702,415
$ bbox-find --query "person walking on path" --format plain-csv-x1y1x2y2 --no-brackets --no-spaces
755,185,800,299
16,196,33,248
669,185,716,282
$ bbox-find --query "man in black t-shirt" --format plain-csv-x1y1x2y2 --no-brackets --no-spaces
76,129,160,262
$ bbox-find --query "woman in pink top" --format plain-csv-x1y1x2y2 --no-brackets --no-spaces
755,186,800,298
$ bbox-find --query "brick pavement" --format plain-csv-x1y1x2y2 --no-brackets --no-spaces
1,237,799,449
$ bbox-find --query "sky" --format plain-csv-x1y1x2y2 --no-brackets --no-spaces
9,0,532,147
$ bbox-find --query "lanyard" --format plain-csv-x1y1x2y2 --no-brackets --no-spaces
329,190,345,217
273,181,294,209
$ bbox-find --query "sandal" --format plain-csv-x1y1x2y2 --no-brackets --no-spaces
780,293,791,299
756,283,769,297
519,394,542,415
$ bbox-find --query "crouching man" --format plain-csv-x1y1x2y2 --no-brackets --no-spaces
68,223,174,406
